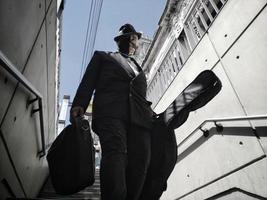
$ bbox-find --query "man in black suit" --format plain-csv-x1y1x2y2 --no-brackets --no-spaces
70,24,153,200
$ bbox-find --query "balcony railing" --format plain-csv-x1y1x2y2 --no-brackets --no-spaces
147,0,228,108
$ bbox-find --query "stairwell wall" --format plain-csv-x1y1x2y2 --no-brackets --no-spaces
0,0,60,198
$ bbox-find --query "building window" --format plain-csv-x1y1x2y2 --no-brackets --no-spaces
173,51,179,68
169,53,177,73
200,7,211,26
213,0,223,9
184,0,227,45
205,0,217,17
174,46,184,70
188,16,203,41
197,14,207,31
178,30,191,62
184,22,197,49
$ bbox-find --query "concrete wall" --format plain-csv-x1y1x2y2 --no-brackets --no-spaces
154,0,267,199
0,0,59,198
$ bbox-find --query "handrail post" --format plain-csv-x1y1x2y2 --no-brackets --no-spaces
38,98,46,158
214,121,223,132
26,97,39,109
199,127,209,137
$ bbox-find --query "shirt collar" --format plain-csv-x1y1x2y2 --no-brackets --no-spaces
119,52,134,59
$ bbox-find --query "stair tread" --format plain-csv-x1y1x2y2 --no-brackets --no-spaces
38,170,101,200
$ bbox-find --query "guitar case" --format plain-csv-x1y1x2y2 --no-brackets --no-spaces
140,70,222,199
164,70,222,129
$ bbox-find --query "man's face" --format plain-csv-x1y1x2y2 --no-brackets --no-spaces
117,34,139,55
129,34,139,53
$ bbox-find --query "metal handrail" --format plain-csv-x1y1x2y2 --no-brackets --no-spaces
0,50,46,157
177,114,267,148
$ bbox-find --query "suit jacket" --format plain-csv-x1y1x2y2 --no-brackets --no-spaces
72,51,153,129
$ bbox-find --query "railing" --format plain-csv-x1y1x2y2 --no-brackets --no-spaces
177,114,267,148
175,114,267,199
0,50,46,157
147,0,228,108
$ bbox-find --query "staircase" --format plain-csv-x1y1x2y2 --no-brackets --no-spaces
38,170,101,200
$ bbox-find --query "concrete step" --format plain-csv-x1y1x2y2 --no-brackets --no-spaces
37,170,100,200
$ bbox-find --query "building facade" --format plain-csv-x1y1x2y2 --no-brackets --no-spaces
143,0,267,199
0,0,63,198
133,36,152,66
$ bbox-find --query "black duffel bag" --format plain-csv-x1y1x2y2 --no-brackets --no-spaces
47,117,95,195
163,70,222,129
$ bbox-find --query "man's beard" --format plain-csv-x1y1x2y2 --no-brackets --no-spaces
118,37,137,55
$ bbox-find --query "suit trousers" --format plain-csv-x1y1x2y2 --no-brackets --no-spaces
93,118,151,200
127,124,151,200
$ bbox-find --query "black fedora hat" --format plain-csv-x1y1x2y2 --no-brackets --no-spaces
114,23,142,42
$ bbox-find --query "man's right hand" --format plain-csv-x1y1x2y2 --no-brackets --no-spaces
70,106,84,124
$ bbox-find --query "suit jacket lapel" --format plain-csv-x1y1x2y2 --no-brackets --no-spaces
129,57,142,72
109,52,136,78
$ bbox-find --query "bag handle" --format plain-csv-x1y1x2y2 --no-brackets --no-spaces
74,116,90,131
